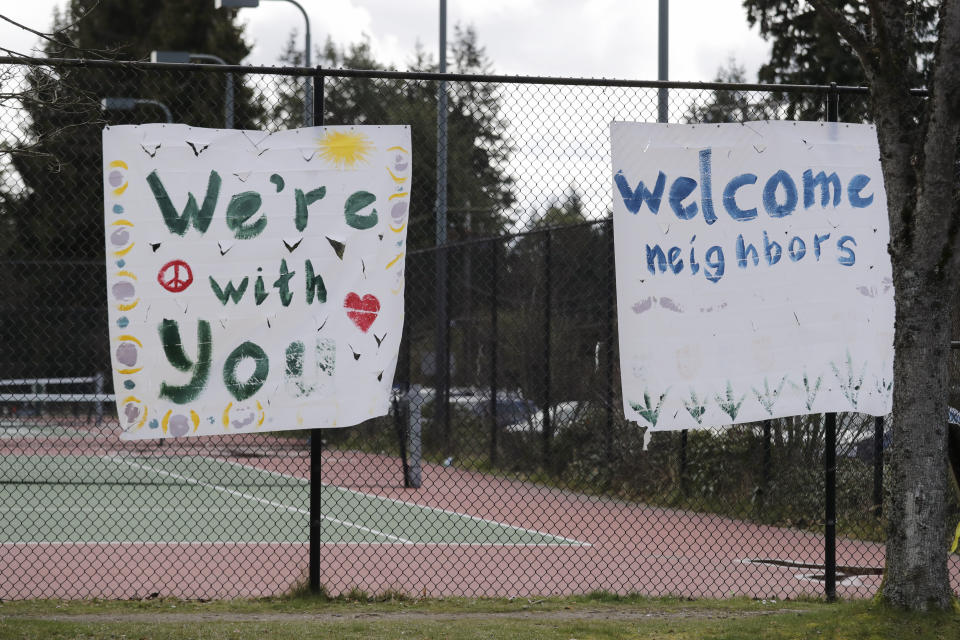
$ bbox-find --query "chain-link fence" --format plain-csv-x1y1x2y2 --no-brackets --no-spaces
0,57,957,600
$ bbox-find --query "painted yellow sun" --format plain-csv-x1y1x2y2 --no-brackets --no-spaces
316,130,374,169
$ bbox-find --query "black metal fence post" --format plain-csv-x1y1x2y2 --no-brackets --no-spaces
604,220,615,485
309,66,326,596
825,411,837,601
542,230,553,471
873,416,884,518
824,83,839,603
489,238,499,467
761,419,772,509
679,429,688,495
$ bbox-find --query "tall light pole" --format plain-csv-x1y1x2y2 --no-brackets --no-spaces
658,0,668,123
151,50,234,128
435,0,450,453
215,0,312,126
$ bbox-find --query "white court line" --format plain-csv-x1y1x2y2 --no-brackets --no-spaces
1,507,254,515
214,456,591,547
107,456,416,544
0,541,579,547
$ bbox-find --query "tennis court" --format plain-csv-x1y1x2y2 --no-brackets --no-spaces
4,417,957,600
0,452,582,546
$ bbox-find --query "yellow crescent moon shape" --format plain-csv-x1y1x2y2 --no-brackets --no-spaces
386,168,407,183
109,160,129,169
114,270,138,280
116,298,140,312
391,286,403,295
112,243,135,257
385,253,404,269
256,401,265,427
111,219,135,227
117,335,143,347
190,410,200,432
386,146,409,153
222,402,233,429
112,183,129,196
388,192,409,201
117,367,143,375
161,409,172,435
389,223,406,233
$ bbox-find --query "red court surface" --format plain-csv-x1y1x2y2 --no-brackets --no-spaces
3,422,959,600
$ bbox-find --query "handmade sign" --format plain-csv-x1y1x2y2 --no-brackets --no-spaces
611,121,893,431
103,124,411,439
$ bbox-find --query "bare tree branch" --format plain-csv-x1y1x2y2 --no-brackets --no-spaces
0,5,113,59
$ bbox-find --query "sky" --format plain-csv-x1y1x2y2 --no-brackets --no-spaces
0,1,771,82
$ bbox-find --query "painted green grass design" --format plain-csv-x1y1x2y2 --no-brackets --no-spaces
682,389,707,424
715,382,745,421
630,388,669,427
831,350,867,409
752,376,788,415
790,371,823,411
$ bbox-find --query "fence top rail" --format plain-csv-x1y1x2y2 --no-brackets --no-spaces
0,54,906,95
0,377,101,386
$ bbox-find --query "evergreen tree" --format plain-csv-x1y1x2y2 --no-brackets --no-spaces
0,0,259,378
269,26,515,252
742,0,938,119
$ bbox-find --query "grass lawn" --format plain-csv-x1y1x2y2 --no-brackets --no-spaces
1,593,958,639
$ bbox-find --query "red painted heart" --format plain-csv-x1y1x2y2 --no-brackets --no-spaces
344,292,380,332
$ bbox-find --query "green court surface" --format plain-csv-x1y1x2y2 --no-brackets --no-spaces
0,454,582,546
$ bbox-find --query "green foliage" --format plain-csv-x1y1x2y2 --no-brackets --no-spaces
742,0,938,120
0,1,262,379
268,27,515,253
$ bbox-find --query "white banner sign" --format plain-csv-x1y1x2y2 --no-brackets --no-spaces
611,121,893,431
103,124,411,439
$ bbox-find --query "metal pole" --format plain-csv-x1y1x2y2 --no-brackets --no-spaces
762,419,772,507
657,0,668,123
873,416,884,518
435,0,450,455
308,68,324,595
824,85,838,603
679,428,688,495
604,220,615,485
825,411,837,601
489,238,499,467
270,0,311,126
542,230,552,471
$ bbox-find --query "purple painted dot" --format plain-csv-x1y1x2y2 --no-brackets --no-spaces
108,170,124,188
168,414,191,438
123,403,140,426
110,228,130,246
116,342,138,367
393,154,408,172
113,204,124,214
390,201,408,222
112,281,136,301
230,408,257,430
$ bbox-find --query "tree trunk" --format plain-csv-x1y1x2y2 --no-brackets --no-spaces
883,267,953,609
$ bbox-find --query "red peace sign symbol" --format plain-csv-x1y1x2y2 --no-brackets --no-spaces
157,260,194,293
